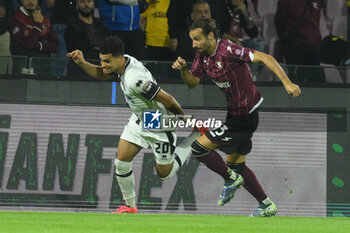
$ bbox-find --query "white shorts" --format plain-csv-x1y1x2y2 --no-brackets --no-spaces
120,114,177,165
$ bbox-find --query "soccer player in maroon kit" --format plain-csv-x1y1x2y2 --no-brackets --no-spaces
172,18,301,217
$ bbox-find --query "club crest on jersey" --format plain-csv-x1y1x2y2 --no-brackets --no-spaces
215,61,223,69
235,49,243,56
143,110,161,129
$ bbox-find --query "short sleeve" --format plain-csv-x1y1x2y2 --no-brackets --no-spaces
132,77,161,101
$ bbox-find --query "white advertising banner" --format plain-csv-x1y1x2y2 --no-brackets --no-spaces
0,103,326,216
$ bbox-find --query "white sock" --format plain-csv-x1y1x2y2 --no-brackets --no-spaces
116,174,136,208
125,197,136,208
115,159,136,208
228,168,237,180
262,197,272,205
174,131,201,165
162,131,200,180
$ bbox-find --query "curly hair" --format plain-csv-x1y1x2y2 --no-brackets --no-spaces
99,36,125,57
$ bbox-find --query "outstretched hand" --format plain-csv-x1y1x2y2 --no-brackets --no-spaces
66,49,85,65
284,82,301,97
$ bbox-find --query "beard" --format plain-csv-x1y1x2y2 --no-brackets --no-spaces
78,8,93,18
25,6,36,13
196,41,211,55
196,47,205,55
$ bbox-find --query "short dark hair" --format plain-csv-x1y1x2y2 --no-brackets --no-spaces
18,0,42,5
189,18,220,39
191,0,210,12
99,36,125,57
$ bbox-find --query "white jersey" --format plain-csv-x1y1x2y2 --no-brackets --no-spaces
118,55,178,164
119,55,174,131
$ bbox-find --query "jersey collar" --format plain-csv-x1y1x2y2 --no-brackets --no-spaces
210,39,221,57
117,56,130,77
19,7,31,17
122,56,131,74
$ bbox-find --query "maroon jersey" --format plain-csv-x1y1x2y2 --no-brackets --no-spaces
10,8,58,55
189,39,263,115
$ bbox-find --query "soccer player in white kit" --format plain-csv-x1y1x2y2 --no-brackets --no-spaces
67,36,208,213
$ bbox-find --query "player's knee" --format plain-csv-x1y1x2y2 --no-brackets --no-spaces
237,141,252,155
160,172,171,180
156,169,169,179
191,140,211,158
226,162,246,173
156,163,174,180
159,167,177,180
114,158,132,177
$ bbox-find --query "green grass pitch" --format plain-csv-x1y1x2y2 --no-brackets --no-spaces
0,211,349,233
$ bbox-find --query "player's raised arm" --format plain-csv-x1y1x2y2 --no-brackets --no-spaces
172,56,200,89
67,49,111,80
253,51,301,97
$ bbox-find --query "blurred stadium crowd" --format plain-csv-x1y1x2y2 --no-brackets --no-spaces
0,0,349,83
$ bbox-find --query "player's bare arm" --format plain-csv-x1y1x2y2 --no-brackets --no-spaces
66,50,111,80
253,51,301,97
172,56,200,89
153,88,185,116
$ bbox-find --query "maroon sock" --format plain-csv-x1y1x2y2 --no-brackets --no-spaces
227,162,267,203
195,151,230,180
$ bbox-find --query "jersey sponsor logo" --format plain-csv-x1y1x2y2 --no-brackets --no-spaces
212,80,231,88
143,110,162,129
